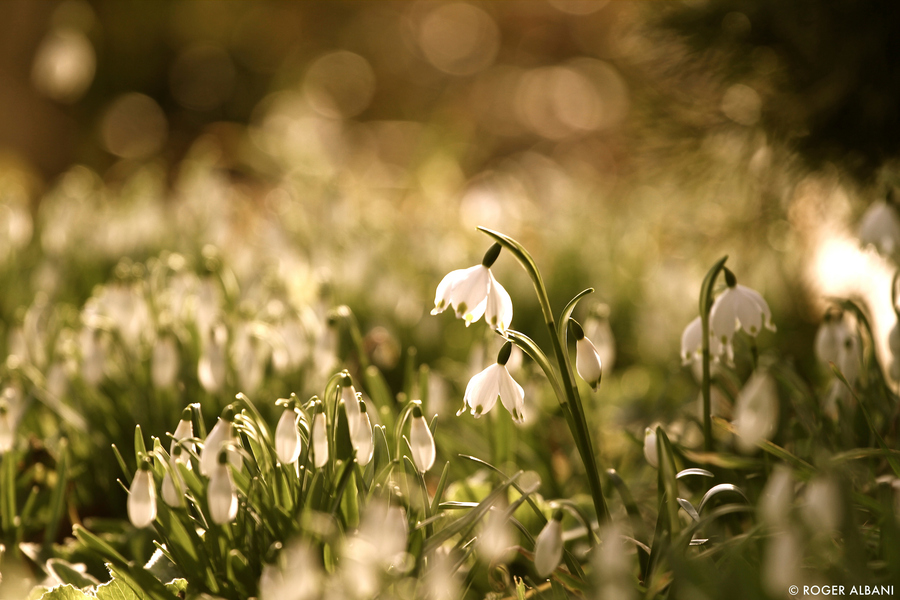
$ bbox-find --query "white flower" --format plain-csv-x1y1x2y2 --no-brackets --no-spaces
312,404,328,469
351,401,374,467
162,450,186,508
128,464,157,528
259,540,322,600
340,376,362,437
534,512,564,578
643,427,658,468
170,407,195,467
431,244,513,333
462,342,525,423
733,371,779,454
275,407,302,465
680,316,723,366
0,402,13,454
814,313,847,366
151,334,179,389
208,451,238,524
709,270,775,363
571,320,602,390
200,409,242,476
409,406,435,473
858,199,900,255
198,324,227,393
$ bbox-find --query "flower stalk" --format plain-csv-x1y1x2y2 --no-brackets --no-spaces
699,256,728,453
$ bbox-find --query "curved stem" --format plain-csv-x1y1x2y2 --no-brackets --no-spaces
699,256,728,453
478,228,610,526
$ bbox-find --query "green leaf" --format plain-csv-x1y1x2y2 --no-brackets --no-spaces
37,585,92,600
96,577,143,600
656,426,681,536
44,438,69,549
557,288,594,343
46,558,101,588
134,425,147,466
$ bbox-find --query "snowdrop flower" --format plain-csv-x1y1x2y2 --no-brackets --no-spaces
643,427,658,468
259,539,322,600
709,268,775,363
534,511,564,578
198,323,227,393
200,407,242,476
858,198,900,255
0,401,13,454
275,403,302,465
409,405,435,473
814,310,849,366
340,374,362,436
128,461,157,528
462,342,525,423
311,402,328,469
162,447,186,508
680,316,723,366
478,504,514,563
431,243,513,333
570,319,602,390
151,333,179,389
170,407,195,466
758,465,794,528
208,450,238,524
733,371,779,454
351,400,374,467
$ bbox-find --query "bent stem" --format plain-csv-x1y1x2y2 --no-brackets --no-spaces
478,227,610,527
699,256,728,453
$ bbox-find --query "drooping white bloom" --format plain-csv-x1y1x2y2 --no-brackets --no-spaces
858,199,900,255
478,504,514,563
733,371,779,454
409,406,435,473
340,376,362,437
275,407,302,465
814,312,847,366
198,324,227,393
312,405,328,469
462,342,525,423
680,316,723,366
151,334,179,389
208,451,238,524
128,464,157,528
351,400,374,466
709,270,775,363
802,476,841,533
200,409,242,476
431,244,513,333
259,539,322,600
170,407,195,466
571,320,602,390
534,512,564,578
643,427,658,468
758,465,793,528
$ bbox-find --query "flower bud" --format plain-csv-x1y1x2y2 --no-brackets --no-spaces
409,406,435,473
208,451,238,524
312,403,329,469
572,320,602,390
200,407,241,476
128,462,157,528
534,511,564,578
171,407,194,466
275,407,302,465
351,401,374,466
643,427,658,468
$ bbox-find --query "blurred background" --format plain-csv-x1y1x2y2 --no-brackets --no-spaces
2,0,900,539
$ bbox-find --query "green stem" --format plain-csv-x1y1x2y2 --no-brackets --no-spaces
478,228,609,527
699,256,728,453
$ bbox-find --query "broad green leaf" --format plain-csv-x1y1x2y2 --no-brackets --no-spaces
46,558,100,589
96,577,143,600
37,585,92,600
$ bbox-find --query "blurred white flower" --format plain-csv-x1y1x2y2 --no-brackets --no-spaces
571,320,602,390
431,243,513,333
0,401,14,454
733,371,779,454
803,476,842,534
128,464,157,528
643,427,658,468
534,512,564,578
351,401,374,466
814,311,848,366
709,269,775,363
858,199,900,255
478,505,514,563
312,404,329,469
340,376,362,437
170,407,195,465
161,449,186,508
758,465,793,528
198,324,228,393
200,409,242,476
275,406,302,465
409,405,435,473
259,539,322,600
583,308,616,373
208,451,238,524
462,342,525,423
680,316,723,366
152,334,179,389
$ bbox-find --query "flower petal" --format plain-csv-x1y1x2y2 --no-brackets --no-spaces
497,365,525,424
485,272,513,333
464,364,500,417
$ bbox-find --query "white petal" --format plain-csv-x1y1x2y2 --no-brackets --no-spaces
432,268,467,314
710,290,738,343
738,284,775,332
484,272,513,333
275,409,301,465
732,285,764,336
200,419,226,476
734,371,779,453
208,463,238,524
680,317,703,365
410,415,436,472
575,337,602,389
497,366,525,424
534,518,563,577
814,321,842,365
0,412,13,453
464,365,500,417
447,266,490,322
643,427,658,468
352,411,374,466
342,386,361,437
128,470,157,528
171,418,195,463
312,412,328,469
161,470,184,508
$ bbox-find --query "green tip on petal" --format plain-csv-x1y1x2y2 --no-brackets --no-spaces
481,243,502,268
139,459,152,471
217,449,229,465
412,405,423,418
497,341,513,365
180,406,192,421
341,374,352,387
221,405,236,422
724,267,737,288
359,400,368,413
569,319,585,340
551,508,564,522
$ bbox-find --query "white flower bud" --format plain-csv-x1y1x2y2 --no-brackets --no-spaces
409,407,435,473
275,408,302,465
170,408,194,466
351,401,374,466
161,461,185,509
128,465,157,528
200,409,241,476
534,513,564,577
312,407,328,469
643,427,658,468
575,337,602,390
734,371,779,454
208,452,238,524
